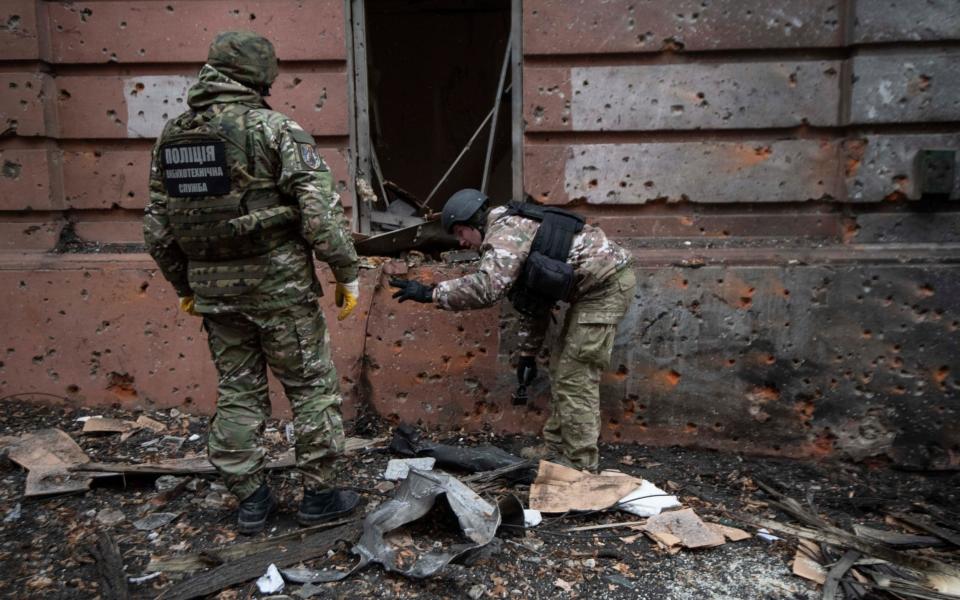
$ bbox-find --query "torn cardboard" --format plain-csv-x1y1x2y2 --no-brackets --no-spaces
643,508,726,549
529,461,643,513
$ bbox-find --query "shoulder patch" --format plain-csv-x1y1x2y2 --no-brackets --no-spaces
299,143,323,170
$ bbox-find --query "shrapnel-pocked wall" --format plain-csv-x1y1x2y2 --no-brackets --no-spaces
1,1,958,469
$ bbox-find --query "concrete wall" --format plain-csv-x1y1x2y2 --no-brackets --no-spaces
2,1,958,469
517,0,960,469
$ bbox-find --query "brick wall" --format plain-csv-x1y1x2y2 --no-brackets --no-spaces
1,1,958,468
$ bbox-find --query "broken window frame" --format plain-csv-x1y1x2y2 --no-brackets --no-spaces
344,0,525,236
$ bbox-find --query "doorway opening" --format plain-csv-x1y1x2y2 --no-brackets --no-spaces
349,0,514,246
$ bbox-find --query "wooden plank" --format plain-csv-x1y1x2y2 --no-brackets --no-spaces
87,532,129,600
148,517,359,573
156,521,362,600
351,0,372,234
511,0,523,202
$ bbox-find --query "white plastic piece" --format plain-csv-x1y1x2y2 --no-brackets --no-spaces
256,564,284,594
756,528,783,542
617,480,682,517
383,457,436,481
523,509,542,528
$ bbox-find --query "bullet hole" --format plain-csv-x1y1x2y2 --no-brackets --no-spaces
664,369,681,387
2,160,21,179
670,104,684,115
935,366,950,385
862,330,872,339
918,283,934,297
587,179,598,188
684,422,698,433
249,13,256,20
80,7,93,21
165,5,174,12
917,74,931,92
726,358,736,367
59,89,71,101
120,20,127,28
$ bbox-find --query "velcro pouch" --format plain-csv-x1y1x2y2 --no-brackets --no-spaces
523,251,575,302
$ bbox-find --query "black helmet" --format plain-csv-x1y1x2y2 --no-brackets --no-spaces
441,189,488,233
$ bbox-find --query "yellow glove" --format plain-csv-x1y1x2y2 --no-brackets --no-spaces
178,296,198,316
335,280,360,321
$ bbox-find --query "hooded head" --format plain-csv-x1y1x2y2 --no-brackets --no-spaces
206,31,279,95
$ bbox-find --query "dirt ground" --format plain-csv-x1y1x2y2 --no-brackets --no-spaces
0,401,958,600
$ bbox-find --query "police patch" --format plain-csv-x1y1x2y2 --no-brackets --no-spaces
299,143,322,170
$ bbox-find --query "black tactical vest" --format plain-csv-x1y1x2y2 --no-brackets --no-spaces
503,201,585,317
158,105,300,296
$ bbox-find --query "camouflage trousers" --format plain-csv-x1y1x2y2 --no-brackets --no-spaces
203,301,345,501
543,267,636,471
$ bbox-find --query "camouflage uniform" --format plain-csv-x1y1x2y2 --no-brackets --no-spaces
435,206,636,470
144,32,359,501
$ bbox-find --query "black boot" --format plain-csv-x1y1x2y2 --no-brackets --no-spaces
237,483,277,535
297,488,360,526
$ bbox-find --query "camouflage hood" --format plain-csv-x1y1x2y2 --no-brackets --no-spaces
187,64,266,110
207,31,279,91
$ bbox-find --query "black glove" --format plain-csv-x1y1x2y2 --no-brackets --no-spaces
517,355,537,386
390,278,436,303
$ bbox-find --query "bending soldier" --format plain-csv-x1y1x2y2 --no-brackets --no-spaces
144,31,361,534
390,189,636,471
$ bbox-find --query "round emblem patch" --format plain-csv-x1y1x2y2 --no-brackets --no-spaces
299,143,321,169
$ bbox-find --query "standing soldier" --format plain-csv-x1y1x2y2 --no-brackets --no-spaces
390,190,636,472
144,31,361,534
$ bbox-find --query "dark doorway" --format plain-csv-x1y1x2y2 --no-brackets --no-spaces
363,0,513,222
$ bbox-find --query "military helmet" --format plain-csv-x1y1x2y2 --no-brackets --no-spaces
207,31,279,91
441,189,488,233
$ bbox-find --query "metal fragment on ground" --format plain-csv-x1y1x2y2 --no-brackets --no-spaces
132,511,180,531
310,469,501,581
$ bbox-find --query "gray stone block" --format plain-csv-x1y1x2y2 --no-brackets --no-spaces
524,0,843,54
845,134,960,201
529,140,842,204
850,51,960,124
854,0,960,43
529,61,842,131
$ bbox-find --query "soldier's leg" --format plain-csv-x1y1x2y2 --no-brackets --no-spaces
551,268,637,470
204,313,272,501
543,310,576,453
259,302,344,490
550,323,614,470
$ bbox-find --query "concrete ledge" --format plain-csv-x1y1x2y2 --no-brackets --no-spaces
1,252,957,468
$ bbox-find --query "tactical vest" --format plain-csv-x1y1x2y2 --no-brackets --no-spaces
158,104,300,297
504,201,585,317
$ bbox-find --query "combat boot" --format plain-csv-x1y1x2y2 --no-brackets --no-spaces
520,444,560,461
237,483,277,535
297,488,360,526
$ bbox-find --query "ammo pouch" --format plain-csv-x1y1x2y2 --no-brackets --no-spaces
505,202,585,317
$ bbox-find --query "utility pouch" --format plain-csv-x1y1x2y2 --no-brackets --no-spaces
522,251,576,301
507,202,585,317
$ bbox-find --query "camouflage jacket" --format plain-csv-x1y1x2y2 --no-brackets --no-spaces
144,65,358,314
434,206,633,351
